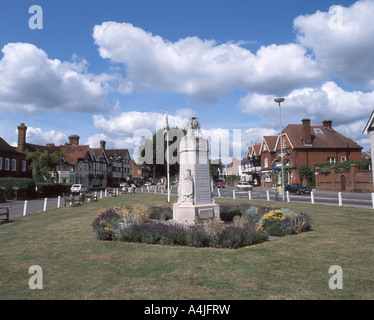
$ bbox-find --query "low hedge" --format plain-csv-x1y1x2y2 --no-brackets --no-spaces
0,178,36,200
35,183,73,198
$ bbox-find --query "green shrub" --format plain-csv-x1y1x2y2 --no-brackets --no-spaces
147,205,173,220
0,178,36,200
258,209,312,237
35,183,73,198
219,203,248,222
91,207,122,241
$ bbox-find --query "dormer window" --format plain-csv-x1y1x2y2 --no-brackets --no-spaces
314,128,323,135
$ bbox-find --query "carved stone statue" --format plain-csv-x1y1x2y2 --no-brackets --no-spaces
187,117,205,138
182,169,194,204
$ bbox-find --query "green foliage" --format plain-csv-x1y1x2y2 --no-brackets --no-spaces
298,164,315,188
26,150,64,183
0,178,36,199
314,160,368,174
35,183,73,198
147,205,173,220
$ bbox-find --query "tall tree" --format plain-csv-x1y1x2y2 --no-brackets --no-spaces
137,127,186,180
26,150,64,183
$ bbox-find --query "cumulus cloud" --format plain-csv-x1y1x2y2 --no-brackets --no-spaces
294,0,374,89
16,126,68,146
93,21,325,101
0,43,117,114
238,81,374,125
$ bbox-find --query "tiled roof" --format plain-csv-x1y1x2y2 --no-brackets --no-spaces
60,145,90,165
252,144,261,156
261,136,278,153
284,124,362,150
0,137,18,153
23,143,61,153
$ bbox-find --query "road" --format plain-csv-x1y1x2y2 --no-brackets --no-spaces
2,186,373,220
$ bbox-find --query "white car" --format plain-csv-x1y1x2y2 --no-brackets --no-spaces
144,182,152,186
71,184,87,194
119,182,129,188
237,182,253,190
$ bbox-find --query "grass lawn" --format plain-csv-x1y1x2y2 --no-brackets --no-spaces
0,193,373,300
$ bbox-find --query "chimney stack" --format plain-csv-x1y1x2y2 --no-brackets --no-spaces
17,123,27,153
323,120,333,129
68,135,80,146
302,118,312,145
100,140,106,150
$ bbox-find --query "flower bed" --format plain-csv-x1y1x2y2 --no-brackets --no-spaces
91,204,312,249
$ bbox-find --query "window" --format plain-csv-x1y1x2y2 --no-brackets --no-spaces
12,159,16,171
341,156,347,162
314,128,323,135
264,157,268,168
0,157,2,170
22,160,27,172
5,158,10,171
84,164,88,172
282,139,287,149
328,157,336,164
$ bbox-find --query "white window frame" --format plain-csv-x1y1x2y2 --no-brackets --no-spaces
0,157,2,170
328,157,336,164
341,156,347,162
5,158,10,171
264,157,268,168
282,139,287,149
22,160,27,172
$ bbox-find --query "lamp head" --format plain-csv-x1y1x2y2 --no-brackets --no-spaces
274,98,285,104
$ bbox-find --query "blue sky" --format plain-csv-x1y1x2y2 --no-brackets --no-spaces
0,0,373,163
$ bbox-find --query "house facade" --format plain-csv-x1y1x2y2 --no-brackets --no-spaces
0,136,31,179
12,123,132,189
257,119,363,188
363,110,374,189
240,145,261,185
105,146,131,187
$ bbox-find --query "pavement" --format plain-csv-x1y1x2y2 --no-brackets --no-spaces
1,187,373,221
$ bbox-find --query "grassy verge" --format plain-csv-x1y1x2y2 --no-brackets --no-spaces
0,193,373,299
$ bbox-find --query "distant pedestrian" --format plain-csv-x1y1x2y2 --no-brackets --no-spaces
131,184,136,195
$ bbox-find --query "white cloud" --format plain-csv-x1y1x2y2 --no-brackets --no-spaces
294,0,374,89
0,43,117,114
93,111,188,137
93,21,325,101
238,81,374,125
17,126,68,146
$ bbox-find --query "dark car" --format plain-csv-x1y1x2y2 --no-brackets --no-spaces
285,183,311,195
216,182,225,188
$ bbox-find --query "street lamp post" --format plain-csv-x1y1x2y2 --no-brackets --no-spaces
274,98,285,202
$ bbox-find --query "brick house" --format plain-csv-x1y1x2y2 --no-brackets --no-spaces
13,123,131,189
0,136,31,179
271,119,363,186
259,136,278,187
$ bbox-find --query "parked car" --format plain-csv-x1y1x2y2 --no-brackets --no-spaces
237,182,253,190
71,184,87,194
119,182,129,188
144,182,152,186
285,183,311,195
216,182,225,188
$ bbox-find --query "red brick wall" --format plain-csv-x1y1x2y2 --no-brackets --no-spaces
291,149,363,184
315,166,373,193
